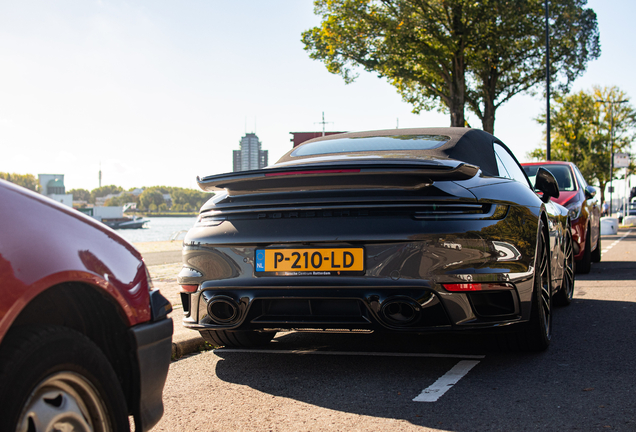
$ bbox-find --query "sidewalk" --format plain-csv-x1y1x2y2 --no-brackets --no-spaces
137,242,207,359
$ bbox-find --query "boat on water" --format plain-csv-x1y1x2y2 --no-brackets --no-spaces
102,215,150,229
78,203,150,229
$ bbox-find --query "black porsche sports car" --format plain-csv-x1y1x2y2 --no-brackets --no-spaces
179,128,574,351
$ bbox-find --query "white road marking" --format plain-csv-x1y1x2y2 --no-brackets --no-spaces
601,230,632,255
215,348,485,360
413,360,480,402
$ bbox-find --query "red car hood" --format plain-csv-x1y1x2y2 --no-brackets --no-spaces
551,191,578,206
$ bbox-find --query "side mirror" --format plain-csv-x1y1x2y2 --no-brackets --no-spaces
535,167,560,203
584,185,596,200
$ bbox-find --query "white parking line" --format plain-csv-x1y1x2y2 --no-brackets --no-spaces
215,348,485,360
602,230,632,255
413,360,480,402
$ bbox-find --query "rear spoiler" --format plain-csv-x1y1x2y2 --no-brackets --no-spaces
197,162,479,194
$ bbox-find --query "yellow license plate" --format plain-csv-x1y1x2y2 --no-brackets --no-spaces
255,248,364,274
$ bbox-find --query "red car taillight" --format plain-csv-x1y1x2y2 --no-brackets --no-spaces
180,284,198,293
443,282,515,292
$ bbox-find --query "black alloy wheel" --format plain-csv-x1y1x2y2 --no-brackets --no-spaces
555,227,575,306
532,225,553,349
501,221,552,352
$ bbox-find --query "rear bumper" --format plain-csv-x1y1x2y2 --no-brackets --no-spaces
129,317,173,432
183,283,527,333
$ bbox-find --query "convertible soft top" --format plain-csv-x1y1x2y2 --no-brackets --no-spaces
277,127,502,177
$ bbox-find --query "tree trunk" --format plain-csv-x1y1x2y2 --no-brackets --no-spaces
448,2,466,128
480,64,498,134
448,81,466,127
599,181,606,206
481,104,495,135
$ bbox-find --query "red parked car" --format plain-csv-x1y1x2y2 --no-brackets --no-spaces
0,179,173,431
522,162,601,273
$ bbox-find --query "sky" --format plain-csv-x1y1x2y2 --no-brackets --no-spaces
1,0,635,193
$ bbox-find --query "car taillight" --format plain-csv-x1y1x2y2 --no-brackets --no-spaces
180,284,198,293
443,283,514,292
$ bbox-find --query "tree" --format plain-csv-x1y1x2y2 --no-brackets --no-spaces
529,86,636,204
302,0,600,133
139,188,165,211
467,0,600,133
530,90,597,164
104,193,138,207
90,185,123,204
69,188,91,203
171,188,210,211
589,86,636,204
0,173,39,192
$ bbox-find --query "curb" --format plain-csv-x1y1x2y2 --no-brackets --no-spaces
171,336,207,360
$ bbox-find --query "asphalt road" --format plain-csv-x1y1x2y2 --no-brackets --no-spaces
150,229,636,432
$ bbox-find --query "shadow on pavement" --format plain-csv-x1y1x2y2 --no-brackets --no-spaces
577,260,636,281
213,298,636,431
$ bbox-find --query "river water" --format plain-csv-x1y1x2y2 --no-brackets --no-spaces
114,216,197,243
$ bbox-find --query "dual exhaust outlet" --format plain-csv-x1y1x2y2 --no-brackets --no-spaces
207,296,241,325
206,294,421,327
379,297,421,326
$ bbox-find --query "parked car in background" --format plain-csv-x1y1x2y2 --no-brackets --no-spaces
180,127,574,352
0,179,173,432
617,200,636,220
522,161,601,273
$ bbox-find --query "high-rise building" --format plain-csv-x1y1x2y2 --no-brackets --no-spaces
233,133,268,172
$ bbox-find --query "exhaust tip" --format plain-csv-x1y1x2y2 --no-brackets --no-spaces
207,296,240,324
380,298,420,326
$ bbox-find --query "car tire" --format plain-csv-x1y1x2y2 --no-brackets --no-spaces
591,228,602,263
0,325,129,432
200,329,277,348
576,227,592,274
554,227,575,306
501,221,552,352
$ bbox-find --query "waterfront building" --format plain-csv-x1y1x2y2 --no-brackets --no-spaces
232,133,268,172
38,174,73,207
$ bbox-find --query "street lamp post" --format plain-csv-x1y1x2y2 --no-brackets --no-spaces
596,99,628,215
545,0,551,161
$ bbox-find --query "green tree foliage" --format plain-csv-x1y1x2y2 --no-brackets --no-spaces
302,0,600,133
467,0,599,133
170,188,209,211
104,193,139,207
529,86,636,203
0,173,39,191
90,185,123,203
68,188,91,203
139,188,165,211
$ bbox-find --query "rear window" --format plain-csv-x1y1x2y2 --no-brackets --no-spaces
522,164,576,191
291,135,449,157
